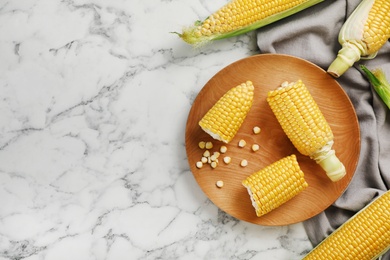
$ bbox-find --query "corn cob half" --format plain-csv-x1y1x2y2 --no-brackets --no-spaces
242,154,308,217
303,190,390,260
327,0,390,78
176,0,324,47
267,80,346,182
199,81,254,143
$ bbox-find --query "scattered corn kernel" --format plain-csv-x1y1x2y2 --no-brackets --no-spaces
238,139,247,148
240,159,248,167
253,126,261,134
252,144,260,152
216,180,224,188
205,141,213,149
223,156,231,164
198,141,206,149
197,122,263,170
211,161,218,168
196,161,203,168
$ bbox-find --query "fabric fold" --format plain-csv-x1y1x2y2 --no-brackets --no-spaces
256,0,390,259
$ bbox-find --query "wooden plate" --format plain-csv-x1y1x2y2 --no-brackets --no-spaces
185,54,360,226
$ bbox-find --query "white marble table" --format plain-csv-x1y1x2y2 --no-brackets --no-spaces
0,0,314,259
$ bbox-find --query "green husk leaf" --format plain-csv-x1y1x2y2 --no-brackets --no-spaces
361,65,390,110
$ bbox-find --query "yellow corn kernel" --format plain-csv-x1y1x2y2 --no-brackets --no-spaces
242,154,308,217
252,144,260,151
205,141,213,149
196,161,203,168
223,156,231,164
253,126,261,134
267,80,345,182
210,161,218,168
177,0,324,46
328,0,390,77
216,180,224,188
212,151,220,159
303,190,390,260
199,81,254,143
238,139,247,147
240,159,248,167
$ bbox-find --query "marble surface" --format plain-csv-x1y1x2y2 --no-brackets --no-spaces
0,0,314,259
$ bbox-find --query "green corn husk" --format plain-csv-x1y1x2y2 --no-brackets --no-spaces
361,65,390,110
175,0,324,47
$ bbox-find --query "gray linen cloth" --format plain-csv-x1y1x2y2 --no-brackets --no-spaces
256,0,390,258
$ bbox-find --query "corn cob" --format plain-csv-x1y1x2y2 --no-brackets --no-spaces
177,0,324,47
327,0,390,78
242,154,308,217
199,81,254,143
303,190,390,260
267,80,346,182
361,65,390,110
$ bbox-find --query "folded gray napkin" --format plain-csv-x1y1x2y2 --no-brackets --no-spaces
256,0,390,258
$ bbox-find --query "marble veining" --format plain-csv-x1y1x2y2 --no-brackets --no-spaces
0,0,313,259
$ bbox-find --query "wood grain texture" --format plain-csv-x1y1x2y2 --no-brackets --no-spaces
185,54,360,226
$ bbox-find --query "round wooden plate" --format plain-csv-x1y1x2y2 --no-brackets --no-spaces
185,54,360,226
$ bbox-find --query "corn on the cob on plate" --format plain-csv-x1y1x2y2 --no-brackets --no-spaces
242,154,308,217
176,0,324,47
303,190,390,260
267,80,346,182
327,0,390,78
199,81,254,143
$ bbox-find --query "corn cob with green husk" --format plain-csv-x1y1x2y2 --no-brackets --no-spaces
267,80,346,182
361,65,390,110
176,0,324,47
303,190,390,260
242,154,308,217
327,0,390,78
199,81,254,143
